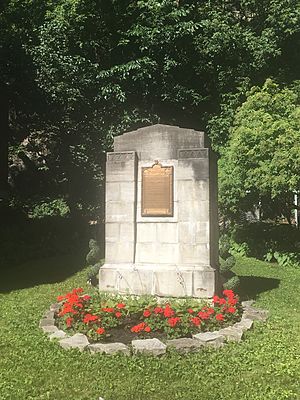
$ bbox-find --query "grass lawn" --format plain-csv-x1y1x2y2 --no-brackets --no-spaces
0,254,299,400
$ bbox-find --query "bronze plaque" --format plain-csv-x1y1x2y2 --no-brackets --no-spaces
142,162,173,217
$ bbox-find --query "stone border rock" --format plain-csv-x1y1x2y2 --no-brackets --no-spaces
39,300,268,356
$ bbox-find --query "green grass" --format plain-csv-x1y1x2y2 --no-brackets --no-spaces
0,254,300,400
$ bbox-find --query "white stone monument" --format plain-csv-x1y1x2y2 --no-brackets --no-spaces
99,124,219,298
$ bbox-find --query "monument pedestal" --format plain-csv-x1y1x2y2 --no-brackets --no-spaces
100,263,217,298
99,124,219,298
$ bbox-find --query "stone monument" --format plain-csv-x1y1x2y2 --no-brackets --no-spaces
99,124,219,298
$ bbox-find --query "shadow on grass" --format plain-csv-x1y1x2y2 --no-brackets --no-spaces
0,251,87,293
236,275,280,301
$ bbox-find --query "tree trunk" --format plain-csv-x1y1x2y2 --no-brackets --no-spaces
0,83,9,199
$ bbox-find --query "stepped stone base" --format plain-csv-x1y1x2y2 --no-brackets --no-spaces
99,263,217,298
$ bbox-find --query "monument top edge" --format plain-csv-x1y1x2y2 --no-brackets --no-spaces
121,124,205,136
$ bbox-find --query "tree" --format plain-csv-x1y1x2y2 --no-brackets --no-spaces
219,79,300,222
2,0,300,218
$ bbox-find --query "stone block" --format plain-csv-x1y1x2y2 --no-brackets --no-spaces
106,201,135,223
105,182,120,201
166,338,204,354
105,223,120,243
179,221,209,245
177,159,209,181
41,325,59,334
59,333,89,351
217,327,244,342
119,223,134,240
242,307,268,322
156,223,178,244
179,243,209,265
50,303,61,312
88,343,130,355
39,318,55,328
192,268,216,297
192,332,224,347
137,223,157,243
135,243,178,264
177,180,209,202
241,300,255,308
43,310,55,319
178,200,209,222
234,318,253,332
105,242,135,263
132,338,167,356
49,330,68,340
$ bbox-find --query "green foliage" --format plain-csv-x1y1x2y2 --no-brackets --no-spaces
219,79,300,220
264,251,300,268
86,239,101,265
223,275,240,291
28,198,70,219
1,254,300,399
86,261,102,285
231,222,300,260
220,255,236,273
3,1,300,216
219,234,238,289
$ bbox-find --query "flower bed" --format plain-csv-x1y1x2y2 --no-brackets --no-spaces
55,289,242,344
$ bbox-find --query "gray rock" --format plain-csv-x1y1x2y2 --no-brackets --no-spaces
243,307,268,322
59,333,89,351
192,332,225,348
50,303,61,312
217,326,244,342
39,318,55,328
234,318,254,331
88,342,130,356
43,310,55,319
41,325,59,334
132,338,167,356
166,338,204,354
49,330,67,340
241,300,255,308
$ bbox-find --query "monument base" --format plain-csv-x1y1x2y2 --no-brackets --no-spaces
99,263,218,298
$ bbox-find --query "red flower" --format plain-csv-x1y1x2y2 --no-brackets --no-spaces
66,317,73,327
102,307,114,313
198,311,210,320
116,303,126,309
83,314,98,324
115,311,122,318
223,289,234,298
228,298,238,306
131,322,146,333
187,308,194,314
143,309,151,318
216,313,224,321
82,295,91,301
73,288,83,294
144,326,151,333
191,317,201,326
227,307,236,314
154,307,163,314
96,327,105,335
219,298,227,305
207,308,215,315
57,295,65,302
213,295,220,304
167,317,181,327
164,305,175,318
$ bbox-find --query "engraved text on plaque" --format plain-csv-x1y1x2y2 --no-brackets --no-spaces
142,162,173,217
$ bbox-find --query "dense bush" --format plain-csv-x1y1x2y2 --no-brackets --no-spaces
231,222,300,267
219,234,240,290
0,215,88,267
